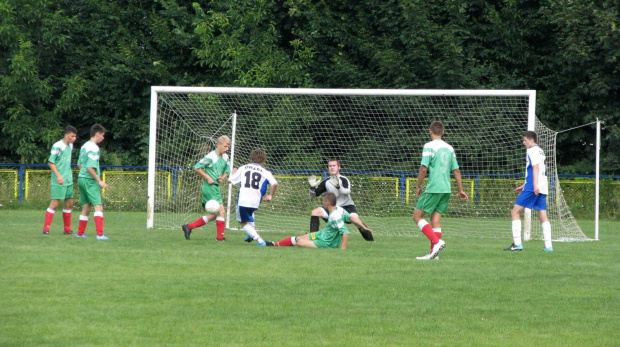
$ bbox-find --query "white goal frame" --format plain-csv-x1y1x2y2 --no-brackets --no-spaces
147,87,591,242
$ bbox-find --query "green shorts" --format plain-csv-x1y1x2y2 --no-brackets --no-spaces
50,185,74,200
310,231,341,249
201,182,223,204
78,178,102,205
416,192,451,214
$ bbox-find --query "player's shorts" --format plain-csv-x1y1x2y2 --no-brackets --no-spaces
236,206,257,223
310,231,341,249
78,178,102,205
319,204,357,223
201,182,223,204
515,191,547,210
416,192,451,214
50,185,74,200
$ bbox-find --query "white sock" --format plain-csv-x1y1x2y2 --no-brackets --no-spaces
291,237,297,246
243,224,263,244
512,220,522,245
542,221,552,249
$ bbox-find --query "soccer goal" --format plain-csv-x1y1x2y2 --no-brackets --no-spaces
147,87,591,241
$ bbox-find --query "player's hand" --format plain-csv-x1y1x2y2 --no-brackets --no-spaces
514,185,524,193
99,181,108,189
56,177,65,185
263,194,272,202
458,191,468,201
416,187,422,197
328,175,340,189
218,176,226,184
308,175,320,188
534,187,539,195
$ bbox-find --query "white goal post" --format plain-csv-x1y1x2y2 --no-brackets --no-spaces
147,87,591,241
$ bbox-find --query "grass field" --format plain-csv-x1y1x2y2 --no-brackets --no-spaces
1,210,618,346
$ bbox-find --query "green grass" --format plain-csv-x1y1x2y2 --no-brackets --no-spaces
1,210,618,346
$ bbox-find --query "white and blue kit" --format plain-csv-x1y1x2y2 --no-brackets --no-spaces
515,145,548,210
229,163,277,223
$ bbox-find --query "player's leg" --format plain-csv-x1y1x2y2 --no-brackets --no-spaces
76,179,91,237
535,195,553,251
430,211,442,253
293,233,319,248
215,201,226,241
507,192,531,250
62,187,75,234
43,198,60,234
310,207,327,232
344,205,373,241
414,193,446,260
93,204,107,239
239,207,268,246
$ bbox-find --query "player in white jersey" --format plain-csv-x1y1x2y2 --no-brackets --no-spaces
308,159,374,241
505,131,553,252
228,149,278,246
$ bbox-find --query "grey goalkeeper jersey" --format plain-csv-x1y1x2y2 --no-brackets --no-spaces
310,174,355,207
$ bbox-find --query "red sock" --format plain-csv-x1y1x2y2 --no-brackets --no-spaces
187,216,207,230
78,216,88,236
94,212,104,236
420,223,439,243
431,231,442,252
216,219,225,240
275,237,294,247
63,210,72,233
43,209,55,232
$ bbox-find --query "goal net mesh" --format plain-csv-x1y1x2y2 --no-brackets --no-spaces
150,89,590,241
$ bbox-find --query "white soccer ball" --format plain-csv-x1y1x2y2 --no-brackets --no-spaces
205,199,220,214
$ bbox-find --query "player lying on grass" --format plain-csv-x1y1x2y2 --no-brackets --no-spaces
269,192,349,249
228,149,278,247
308,159,374,241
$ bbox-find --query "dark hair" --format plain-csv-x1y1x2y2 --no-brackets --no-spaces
430,121,444,135
90,124,106,137
523,130,538,143
251,149,266,164
64,125,77,135
323,192,337,207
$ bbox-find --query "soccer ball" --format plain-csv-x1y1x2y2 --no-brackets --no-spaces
205,199,220,214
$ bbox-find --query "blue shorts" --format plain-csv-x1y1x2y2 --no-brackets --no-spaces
515,191,547,210
236,206,257,223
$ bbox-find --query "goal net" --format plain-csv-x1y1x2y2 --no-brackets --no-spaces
147,87,591,241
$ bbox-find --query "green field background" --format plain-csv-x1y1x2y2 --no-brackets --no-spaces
0,210,618,346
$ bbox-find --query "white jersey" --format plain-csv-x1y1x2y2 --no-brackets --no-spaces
524,145,548,195
310,174,355,207
229,163,277,208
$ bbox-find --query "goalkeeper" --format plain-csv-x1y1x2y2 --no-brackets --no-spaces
307,159,374,241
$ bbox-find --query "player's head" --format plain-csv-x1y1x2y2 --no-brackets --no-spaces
327,159,341,175
63,125,78,144
523,130,538,144
322,192,337,209
216,135,231,155
251,149,266,165
90,124,106,143
429,121,445,136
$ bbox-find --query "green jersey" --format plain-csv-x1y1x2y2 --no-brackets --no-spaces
78,140,101,180
194,150,231,185
420,139,459,194
313,206,351,248
48,139,73,186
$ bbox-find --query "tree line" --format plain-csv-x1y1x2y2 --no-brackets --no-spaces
0,0,618,174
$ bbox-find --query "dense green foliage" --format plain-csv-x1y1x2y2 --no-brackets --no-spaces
1,0,618,173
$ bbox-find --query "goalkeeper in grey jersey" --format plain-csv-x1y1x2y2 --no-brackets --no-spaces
308,159,374,241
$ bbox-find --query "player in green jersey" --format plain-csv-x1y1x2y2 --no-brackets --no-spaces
270,192,350,249
76,124,109,240
413,121,468,260
42,125,78,235
182,135,231,241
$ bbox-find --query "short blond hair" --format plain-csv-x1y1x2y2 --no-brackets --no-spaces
218,135,231,145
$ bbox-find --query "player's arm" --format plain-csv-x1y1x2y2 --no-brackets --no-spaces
339,233,349,249
264,182,278,202
194,168,215,184
309,179,327,198
48,162,64,185
532,164,540,195
452,168,468,201
416,165,428,197
86,167,107,189
218,172,229,184
334,176,351,194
